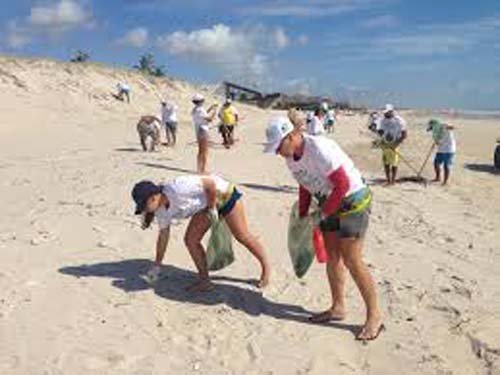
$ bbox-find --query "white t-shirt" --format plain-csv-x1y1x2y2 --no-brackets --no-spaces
379,115,406,141
162,101,178,123
155,175,231,229
192,105,209,133
307,116,325,135
326,110,336,121
436,127,456,153
118,83,130,92
286,135,366,197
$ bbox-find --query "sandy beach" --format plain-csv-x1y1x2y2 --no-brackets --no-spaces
1,56,500,375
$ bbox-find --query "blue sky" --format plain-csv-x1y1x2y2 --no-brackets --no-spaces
1,0,500,110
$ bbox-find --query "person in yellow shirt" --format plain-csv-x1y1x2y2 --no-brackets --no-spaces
218,98,239,148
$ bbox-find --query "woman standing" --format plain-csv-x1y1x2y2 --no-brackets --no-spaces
132,174,270,292
191,94,217,174
263,117,383,341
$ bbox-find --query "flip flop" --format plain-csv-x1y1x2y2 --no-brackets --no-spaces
356,323,385,342
308,310,346,323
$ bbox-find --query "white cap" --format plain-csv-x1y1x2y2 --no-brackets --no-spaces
263,117,294,154
192,93,205,102
321,102,329,111
225,97,232,104
383,104,394,113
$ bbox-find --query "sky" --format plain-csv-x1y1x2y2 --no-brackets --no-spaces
1,0,500,110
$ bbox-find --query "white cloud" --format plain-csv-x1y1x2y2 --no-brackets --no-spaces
273,28,290,49
5,22,31,48
327,16,500,59
117,27,149,48
360,14,399,28
157,23,287,87
297,34,309,46
239,0,387,18
29,0,90,29
3,0,92,48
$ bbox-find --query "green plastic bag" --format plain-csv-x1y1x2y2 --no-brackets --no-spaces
288,201,315,278
206,219,235,271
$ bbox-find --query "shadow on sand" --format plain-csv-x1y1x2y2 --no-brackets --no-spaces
59,258,359,335
464,163,500,175
136,162,195,174
240,183,297,194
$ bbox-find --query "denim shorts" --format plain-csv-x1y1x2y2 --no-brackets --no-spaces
434,152,454,167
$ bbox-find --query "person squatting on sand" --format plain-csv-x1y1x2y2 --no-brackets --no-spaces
264,117,384,341
116,82,131,103
191,93,218,174
132,175,271,291
137,115,162,152
378,104,408,185
218,98,239,149
161,98,178,147
427,119,457,185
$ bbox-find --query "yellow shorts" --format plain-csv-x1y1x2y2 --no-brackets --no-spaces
382,146,399,167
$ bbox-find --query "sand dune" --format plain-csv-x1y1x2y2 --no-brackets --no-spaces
1,56,499,375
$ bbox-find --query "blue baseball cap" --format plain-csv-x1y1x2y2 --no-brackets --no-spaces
131,180,162,214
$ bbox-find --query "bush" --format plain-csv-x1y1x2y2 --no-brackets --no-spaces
134,53,166,77
70,50,90,63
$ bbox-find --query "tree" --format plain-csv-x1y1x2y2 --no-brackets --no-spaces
70,50,90,63
134,53,166,77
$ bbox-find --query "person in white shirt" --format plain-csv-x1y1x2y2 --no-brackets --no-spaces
161,99,178,146
427,119,457,185
132,175,271,291
116,82,130,103
378,104,408,185
137,115,162,152
307,107,326,136
191,93,218,174
263,117,383,341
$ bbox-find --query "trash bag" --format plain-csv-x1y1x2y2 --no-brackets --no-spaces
288,201,315,278
206,219,235,271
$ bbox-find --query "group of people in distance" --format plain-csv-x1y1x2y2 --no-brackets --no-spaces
369,104,457,186
131,97,387,342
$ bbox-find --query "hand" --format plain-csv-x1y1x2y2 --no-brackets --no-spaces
206,207,219,225
312,211,323,227
146,264,162,284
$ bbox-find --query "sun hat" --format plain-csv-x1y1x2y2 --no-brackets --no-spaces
131,180,162,215
263,117,294,153
383,104,395,114
192,93,205,103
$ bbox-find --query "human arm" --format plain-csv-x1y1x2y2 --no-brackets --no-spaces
298,185,312,218
155,226,170,265
321,167,350,219
201,177,219,223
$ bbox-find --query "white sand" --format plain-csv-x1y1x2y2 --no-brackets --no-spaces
1,56,500,375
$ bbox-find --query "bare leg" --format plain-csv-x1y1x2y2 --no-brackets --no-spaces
339,238,383,340
184,212,214,292
383,164,391,185
433,161,441,182
171,128,177,146
140,133,147,151
391,166,398,184
310,231,347,322
443,164,450,185
165,126,171,146
224,200,270,287
197,136,209,174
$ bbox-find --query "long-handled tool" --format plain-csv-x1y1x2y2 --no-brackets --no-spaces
417,142,436,178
